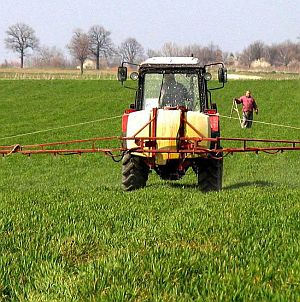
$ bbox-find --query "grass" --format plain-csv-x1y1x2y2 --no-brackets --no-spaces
0,68,117,80
0,79,300,301
228,70,300,80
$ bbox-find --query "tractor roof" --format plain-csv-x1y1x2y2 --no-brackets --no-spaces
140,57,200,68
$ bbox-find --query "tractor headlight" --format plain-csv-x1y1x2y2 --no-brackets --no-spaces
203,72,212,81
130,72,139,81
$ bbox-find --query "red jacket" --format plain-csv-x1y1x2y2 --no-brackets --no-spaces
236,96,257,112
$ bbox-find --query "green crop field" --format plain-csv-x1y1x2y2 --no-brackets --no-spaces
0,79,299,301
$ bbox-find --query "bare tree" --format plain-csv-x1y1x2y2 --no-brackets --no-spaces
238,47,252,67
276,41,298,66
265,44,279,66
182,44,200,57
239,41,266,67
28,46,68,68
161,42,182,56
181,43,223,65
249,41,266,60
88,25,114,70
68,29,89,74
118,38,144,63
199,43,223,64
5,23,39,68
147,49,162,58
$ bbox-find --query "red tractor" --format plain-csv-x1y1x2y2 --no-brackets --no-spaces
118,57,228,192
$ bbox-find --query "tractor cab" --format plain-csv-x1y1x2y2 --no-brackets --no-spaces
141,71,199,111
118,57,227,113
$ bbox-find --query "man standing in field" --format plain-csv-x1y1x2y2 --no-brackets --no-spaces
235,90,258,128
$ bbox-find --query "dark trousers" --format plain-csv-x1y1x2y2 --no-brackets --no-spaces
242,111,254,128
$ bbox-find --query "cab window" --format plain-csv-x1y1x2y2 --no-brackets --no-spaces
142,73,200,111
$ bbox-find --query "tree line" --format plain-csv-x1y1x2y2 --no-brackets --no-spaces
4,23,144,73
4,23,300,72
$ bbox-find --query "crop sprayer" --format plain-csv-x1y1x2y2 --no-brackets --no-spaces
1,57,299,192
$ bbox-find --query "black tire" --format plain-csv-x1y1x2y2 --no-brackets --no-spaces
122,153,149,191
195,155,223,192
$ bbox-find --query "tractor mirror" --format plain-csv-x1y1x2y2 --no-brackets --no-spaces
118,66,127,82
218,68,227,83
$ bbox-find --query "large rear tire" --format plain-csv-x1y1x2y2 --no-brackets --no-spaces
195,155,223,192
122,153,149,191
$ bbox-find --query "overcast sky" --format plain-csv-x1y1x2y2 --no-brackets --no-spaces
0,0,299,63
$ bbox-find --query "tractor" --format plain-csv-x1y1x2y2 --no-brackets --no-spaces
118,57,228,192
